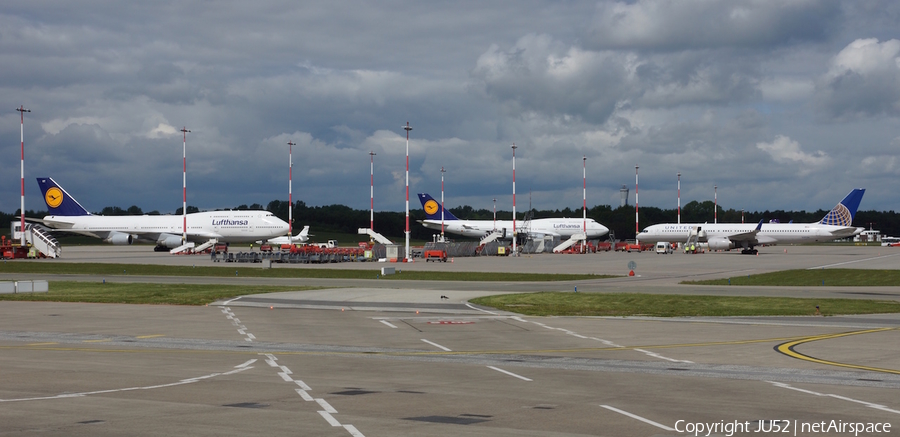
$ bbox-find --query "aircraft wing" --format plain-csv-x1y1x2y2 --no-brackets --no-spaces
725,220,764,242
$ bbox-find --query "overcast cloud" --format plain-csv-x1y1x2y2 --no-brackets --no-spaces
3,0,899,218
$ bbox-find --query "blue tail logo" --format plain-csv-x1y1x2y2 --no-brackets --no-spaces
37,178,91,216
417,193,459,221
819,188,865,226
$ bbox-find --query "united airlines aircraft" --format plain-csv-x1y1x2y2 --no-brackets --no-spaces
417,193,609,240
637,189,865,254
36,177,290,249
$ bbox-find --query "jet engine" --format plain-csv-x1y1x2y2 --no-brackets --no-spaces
103,232,133,245
707,237,734,251
158,235,184,248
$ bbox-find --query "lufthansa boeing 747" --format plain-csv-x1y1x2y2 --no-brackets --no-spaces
36,177,290,250
417,193,609,240
637,189,865,254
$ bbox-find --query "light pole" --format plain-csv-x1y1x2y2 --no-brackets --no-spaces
493,198,497,231
287,140,295,238
677,172,681,224
440,166,446,241
403,122,412,261
369,151,376,233
714,185,718,224
181,127,190,243
511,143,518,256
582,156,587,253
635,165,639,240
17,106,30,247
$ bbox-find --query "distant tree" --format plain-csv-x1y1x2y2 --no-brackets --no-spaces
126,205,143,215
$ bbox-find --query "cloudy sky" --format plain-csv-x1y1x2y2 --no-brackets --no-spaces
3,1,899,218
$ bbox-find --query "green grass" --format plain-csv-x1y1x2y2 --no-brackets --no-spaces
0,281,309,305
684,269,900,287
470,292,900,317
0,261,606,282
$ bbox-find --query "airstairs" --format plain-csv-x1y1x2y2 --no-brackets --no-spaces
479,230,504,246
24,224,61,258
358,228,394,245
553,232,586,253
170,242,196,254
193,239,218,253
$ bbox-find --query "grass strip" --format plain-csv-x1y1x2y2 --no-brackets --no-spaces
0,281,310,305
470,292,900,317
683,269,900,287
0,262,605,282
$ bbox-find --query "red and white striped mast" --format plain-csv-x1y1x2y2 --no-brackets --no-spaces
677,172,681,224
181,127,190,243
511,143,518,255
369,151,376,232
714,185,718,224
440,166,446,240
582,155,587,253
287,140,295,238
17,105,30,247
635,165,639,239
403,122,412,261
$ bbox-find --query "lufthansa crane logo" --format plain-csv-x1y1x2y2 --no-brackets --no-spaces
424,199,439,215
45,187,64,208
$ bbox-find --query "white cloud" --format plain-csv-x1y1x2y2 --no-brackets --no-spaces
756,135,830,175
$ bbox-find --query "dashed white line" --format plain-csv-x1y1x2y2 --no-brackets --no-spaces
295,388,314,401
379,320,398,328
600,404,675,431
277,372,293,382
487,366,532,381
421,339,452,351
316,398,338,413
279,365,292,374
344,424,365,437
318,410,342,427
294,380,312,391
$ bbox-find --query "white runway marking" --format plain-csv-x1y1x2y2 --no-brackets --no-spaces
319,410,342,427
316,398,338,413
295,388,314,401
379,320,398,328
487,366,532,381
766,381,900,414
235,359,257,368
344,424,365,437
466,303,498,314
421,339,452,351
0,366,253,403
600,404,675,431
294,379,312,391
809,252,900,270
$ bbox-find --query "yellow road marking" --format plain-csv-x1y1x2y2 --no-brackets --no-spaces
136,335,165,339
775,328,900,375
26,342,58,346
83,339,111,343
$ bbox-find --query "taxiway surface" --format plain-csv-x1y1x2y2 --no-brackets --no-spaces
1,245,898,436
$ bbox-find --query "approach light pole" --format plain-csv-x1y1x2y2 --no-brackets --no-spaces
511,143,518,256
369,151,376,233
17,106,30,247
403,122,412,261
635,165,639,240
287,140,295,238
677,172,681,224
582,156,587,253
440,166,446,241
181,127,190,243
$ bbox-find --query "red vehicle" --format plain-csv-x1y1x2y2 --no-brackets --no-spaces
424,249,448,262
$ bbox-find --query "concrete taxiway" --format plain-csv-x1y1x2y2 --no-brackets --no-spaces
1,245,898,436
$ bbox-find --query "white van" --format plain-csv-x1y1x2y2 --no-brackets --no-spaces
655,241,672,254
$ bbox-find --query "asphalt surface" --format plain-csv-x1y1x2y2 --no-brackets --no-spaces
1,244,899,436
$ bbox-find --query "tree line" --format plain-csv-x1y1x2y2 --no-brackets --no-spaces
5,199,897,242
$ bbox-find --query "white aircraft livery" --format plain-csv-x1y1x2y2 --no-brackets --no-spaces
36,177,290,249
417,193,609,240
264,225,310,245
637,188,865,254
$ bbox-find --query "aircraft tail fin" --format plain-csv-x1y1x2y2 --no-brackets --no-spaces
819,189,865,226
36,178,91,216
417,193,459,221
